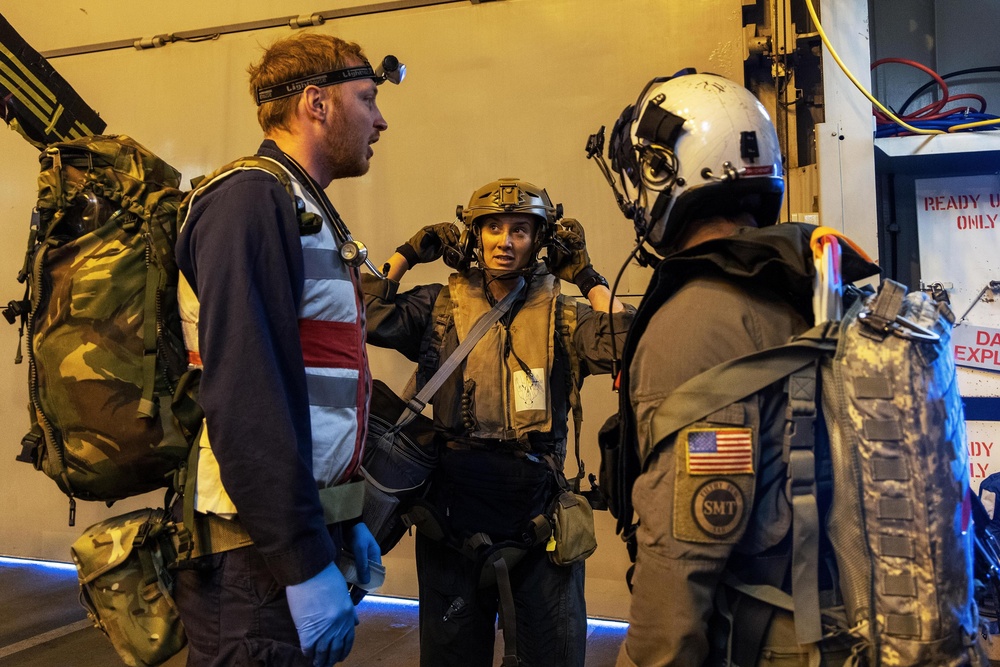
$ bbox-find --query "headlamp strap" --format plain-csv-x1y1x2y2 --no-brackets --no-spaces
255,63,376,106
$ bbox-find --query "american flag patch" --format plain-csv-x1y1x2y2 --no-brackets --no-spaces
686,428,753,475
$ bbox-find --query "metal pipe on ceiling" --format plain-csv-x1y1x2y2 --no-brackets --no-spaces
41,0,498,59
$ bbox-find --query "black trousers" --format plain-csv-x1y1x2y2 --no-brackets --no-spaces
173,545,310,667
415,531,587,667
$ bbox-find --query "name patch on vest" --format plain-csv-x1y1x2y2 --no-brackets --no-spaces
513,368,546,412
691,479,745,538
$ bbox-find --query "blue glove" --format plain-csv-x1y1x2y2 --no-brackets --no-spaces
285,561,358,667
346,522,382,586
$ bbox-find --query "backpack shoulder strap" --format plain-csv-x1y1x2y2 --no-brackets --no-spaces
644,323,838,467
179,155,319,234
188,155,294,193
555,295,584,488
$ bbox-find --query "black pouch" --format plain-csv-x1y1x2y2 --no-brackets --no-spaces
361,379,437,554
597,413,625,520
439,449,552,541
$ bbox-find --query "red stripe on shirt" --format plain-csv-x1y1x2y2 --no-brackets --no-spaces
299,318,362,368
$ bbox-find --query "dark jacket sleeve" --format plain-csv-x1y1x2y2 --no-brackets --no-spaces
571,299,636,378
361,273,442,362
176,172,335,587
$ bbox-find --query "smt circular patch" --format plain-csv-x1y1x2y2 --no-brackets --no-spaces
691,479,745,538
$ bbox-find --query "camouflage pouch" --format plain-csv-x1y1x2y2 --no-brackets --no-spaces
70,508,186,667
547,490,597,566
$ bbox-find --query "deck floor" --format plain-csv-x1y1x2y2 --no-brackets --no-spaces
0,558,626,666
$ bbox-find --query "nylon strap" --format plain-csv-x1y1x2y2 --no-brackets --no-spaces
556,299,585,490
318,481,365,524
647,324,837,467
181,427,205,557
397,277,527,428
725,573,795,611
786,362,823,645
870,279,905,327
138,249,160,418
721,550,792,665
731,591,779,667
135,521,162,588
493,557,522,667
646,326,841,649
179,423,254,559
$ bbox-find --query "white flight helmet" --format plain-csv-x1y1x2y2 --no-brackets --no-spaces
605,71,784,254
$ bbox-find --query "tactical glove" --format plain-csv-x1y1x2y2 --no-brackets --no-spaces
286,560,358,667
396,222,460,268
545,219,607,294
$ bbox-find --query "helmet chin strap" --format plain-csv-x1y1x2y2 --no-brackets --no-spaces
479,264,536,282
477,263,538,303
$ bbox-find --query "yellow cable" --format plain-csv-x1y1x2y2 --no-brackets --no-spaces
947,117,1000,132
803,0,944,136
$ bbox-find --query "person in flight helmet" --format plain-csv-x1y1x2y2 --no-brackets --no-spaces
586,72,877,666
361,178,634,667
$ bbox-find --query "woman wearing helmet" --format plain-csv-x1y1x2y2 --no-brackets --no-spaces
362,178,633,667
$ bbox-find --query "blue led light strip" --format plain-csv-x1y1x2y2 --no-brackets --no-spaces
0,555,77,572
0,556,631,629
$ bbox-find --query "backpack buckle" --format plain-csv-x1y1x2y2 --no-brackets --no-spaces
16,430,41,466
133,519,154,547
2,299,28,325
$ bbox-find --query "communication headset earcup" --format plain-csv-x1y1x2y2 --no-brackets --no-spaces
639,145,679,188
443,225,474,271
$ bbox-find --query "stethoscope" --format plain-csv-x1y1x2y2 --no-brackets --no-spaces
284,154,386,279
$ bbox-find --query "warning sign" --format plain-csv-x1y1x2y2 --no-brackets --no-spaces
969,421,1000,492
954,325,1000,373
916,175,1000,332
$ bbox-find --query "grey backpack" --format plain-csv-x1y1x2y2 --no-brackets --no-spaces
648,279,984,665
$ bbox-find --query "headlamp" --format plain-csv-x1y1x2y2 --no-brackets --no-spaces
255,55,405,106
375,55,405,85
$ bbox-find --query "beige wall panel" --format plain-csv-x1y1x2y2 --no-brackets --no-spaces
0,0,744,618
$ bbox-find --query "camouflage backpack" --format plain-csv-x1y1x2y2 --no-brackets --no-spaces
640,278,985,664
5,135,194,525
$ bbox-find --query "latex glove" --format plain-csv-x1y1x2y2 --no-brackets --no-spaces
286,561,358,667
395,222,460,268
545,218,593,284
346,521,382,586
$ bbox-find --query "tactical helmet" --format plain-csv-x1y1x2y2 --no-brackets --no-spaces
446,178,563,270
605,71,784,254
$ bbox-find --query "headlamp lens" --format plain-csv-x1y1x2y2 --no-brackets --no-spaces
376,55,406,85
